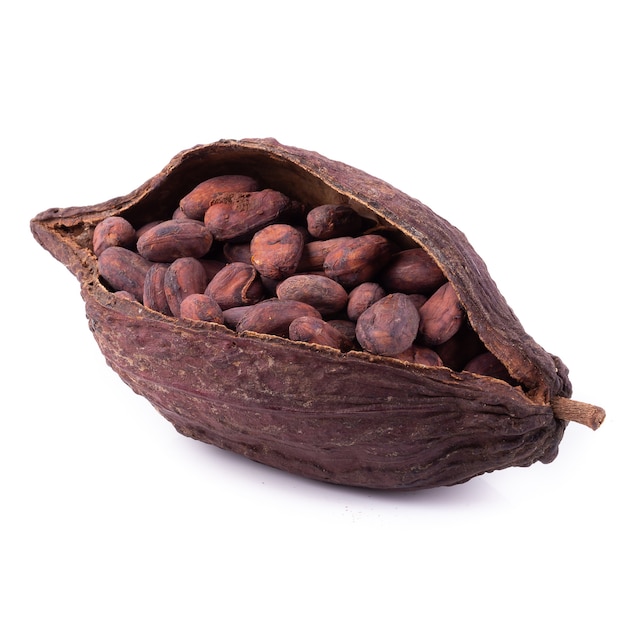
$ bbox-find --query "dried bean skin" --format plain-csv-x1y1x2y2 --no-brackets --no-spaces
32,137,604,492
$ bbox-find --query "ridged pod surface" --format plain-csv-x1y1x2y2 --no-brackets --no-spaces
30,138,605,490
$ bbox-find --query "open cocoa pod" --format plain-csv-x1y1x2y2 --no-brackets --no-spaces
30,138,604,490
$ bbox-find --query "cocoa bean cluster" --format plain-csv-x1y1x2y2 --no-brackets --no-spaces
94,174,510,380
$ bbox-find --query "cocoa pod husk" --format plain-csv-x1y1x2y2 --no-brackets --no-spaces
30,137,605,490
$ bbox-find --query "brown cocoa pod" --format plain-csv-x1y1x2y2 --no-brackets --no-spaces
419,282,464,346
179,293,224,324
306,204,364,239
179,174,259,220
355,293,420,356
33,138,604,491
237,299,322,337
346,282,386,321
137,219,213,262
97,246,152,302
93,216,136,257
276,274,348,317
143,263,172,315
288,316,353,351
205,262,265,310
164,257,208,317
296,237,353,272
203,189,295,241
379,248,447,294
323,234,394,289
250,224,304,280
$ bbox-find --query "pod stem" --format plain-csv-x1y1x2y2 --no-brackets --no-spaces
551,396,605,430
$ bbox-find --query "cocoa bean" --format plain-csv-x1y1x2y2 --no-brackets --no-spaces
205,262,265,310
276,274,348,317
288,316,353,351
306,204,363,239
237,299,322,337
93,216,136,257
419,282,464,346
380,248,447,294
179,293,224,324
296,237,353,272
143,263,172,315
346,282,386,321
203,189,295,241
164,257,208,317
323,234,394,289
250,223,304,280
97,246,152,302
179,175,259,220
355,293,420,356
137,219,213,262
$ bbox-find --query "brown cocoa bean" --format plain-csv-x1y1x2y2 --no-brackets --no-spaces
379,248,447,294
346,282,386,321
93,216,136,257
222,305,253,329
179,175,259,220
205,262,265,310
288,316,353,351
203,189,295,241
355,293,420,356
296,237,353,272
250,223,304,280
306,204,364,239
97,246,152,302
323,234,394,289
137,219,213,262
419,282,464,346
143,263,172,315
179,293,224,324
392,345,444,367
164,257,208,317
325,319,357,345
236,299,322,337
276,274,348,317
223,242,252,264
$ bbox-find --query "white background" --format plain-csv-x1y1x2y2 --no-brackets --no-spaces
2,1,624,624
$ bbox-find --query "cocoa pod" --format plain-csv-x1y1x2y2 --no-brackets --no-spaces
250,223,304,280
288,316,353,351
32,137,605,491
203,189,295,241
323,234,394,288
419,282,464,346
237,299,322,337
276,274,348,317
205,262,265,310
164,257,208,317
137,219,213,262
306,204,364,239
97,246,152,302
179,293,224,324
179,174,259,220
93,216,136,257
355,293,420,356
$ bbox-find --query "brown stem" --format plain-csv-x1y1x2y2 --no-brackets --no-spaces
551,396,605,430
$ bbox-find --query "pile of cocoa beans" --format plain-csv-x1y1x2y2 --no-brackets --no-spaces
94,174,512,381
